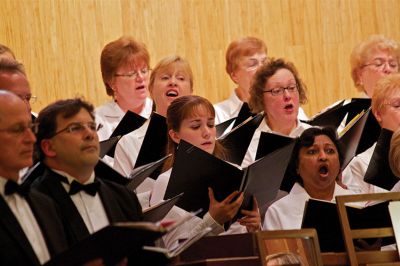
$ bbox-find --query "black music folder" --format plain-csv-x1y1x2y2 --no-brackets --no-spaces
44,222,167,266
134,112,168,177
94,159,129,185
232,102,254,128
302,99,346,128
338,108,371,170
106,110,147,157
126,154,172,191
255,131,294,160
99,136,121,158
215,117,235,137
219,112,264,165
302,198,393,252
143,193,184,222
303,98,372,129
364,128,398,190
164,140,295,219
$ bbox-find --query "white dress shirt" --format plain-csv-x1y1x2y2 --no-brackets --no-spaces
0,177,50,264
263,182,354,230
95,98,153,141
241,118,311,168
52,169,110,234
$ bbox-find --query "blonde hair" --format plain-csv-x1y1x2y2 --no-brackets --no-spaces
372,73,400,114
350,35,400,92
148,55,193,96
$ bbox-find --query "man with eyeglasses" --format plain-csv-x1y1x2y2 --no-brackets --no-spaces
0,90,69,265
0,58,37,114
31,98,143,256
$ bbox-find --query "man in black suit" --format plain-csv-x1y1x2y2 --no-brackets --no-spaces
0,90,68,265
32,98,143,248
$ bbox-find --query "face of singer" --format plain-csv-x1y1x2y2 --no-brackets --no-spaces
374,90,400,132
263,68,300,129
0,93,35,180
43,108,100,172
230,52,267,94
169,106,216,154
357,49,399,97
110,59,150,109
150,62,192,117
297,134,340,196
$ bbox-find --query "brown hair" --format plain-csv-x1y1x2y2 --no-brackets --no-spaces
350,35,400,92
100,36,150,96
249,58,307,113
163,95,225,170
225,36,268,75
35,98,95,160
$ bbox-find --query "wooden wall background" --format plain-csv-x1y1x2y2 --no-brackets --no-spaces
1,0,399,117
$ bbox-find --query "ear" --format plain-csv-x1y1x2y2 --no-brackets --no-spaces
230,71,239,84
356,69,364,87
168,129,181,144
373,108,383,124
40,139,57,158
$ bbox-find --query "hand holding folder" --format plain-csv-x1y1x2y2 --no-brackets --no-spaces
164,139,295,222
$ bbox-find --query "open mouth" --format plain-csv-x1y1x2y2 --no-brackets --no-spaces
284,103,294,110
319,165,328,175
166,89,179,98
136,85,146,90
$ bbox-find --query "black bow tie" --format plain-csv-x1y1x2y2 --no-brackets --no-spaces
4,180,30,196
69,180,100,196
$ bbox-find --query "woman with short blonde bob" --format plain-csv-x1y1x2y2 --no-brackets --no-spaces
350,35,400,97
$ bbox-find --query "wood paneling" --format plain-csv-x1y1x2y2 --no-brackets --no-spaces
1,0,399,116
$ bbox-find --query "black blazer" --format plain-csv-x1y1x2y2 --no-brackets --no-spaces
0,189,69,266
32,168,143,245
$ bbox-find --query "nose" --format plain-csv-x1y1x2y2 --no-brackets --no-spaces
82,125,96,140
318,150,328,161
202,126,211,139
283,88,292,100
24,127,36,143
383,63,397,74
169,77,177,87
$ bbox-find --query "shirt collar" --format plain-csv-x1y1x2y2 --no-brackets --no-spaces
51,169,96,185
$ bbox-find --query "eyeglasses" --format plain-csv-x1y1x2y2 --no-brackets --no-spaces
240,57,268,72
0,122,39,136
114,68,151,79
382,100,400,110
362,59,399,71
52,122,102,137
19,94,37,104
263,84,298,96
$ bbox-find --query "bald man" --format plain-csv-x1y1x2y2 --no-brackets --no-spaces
0,90,68,265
